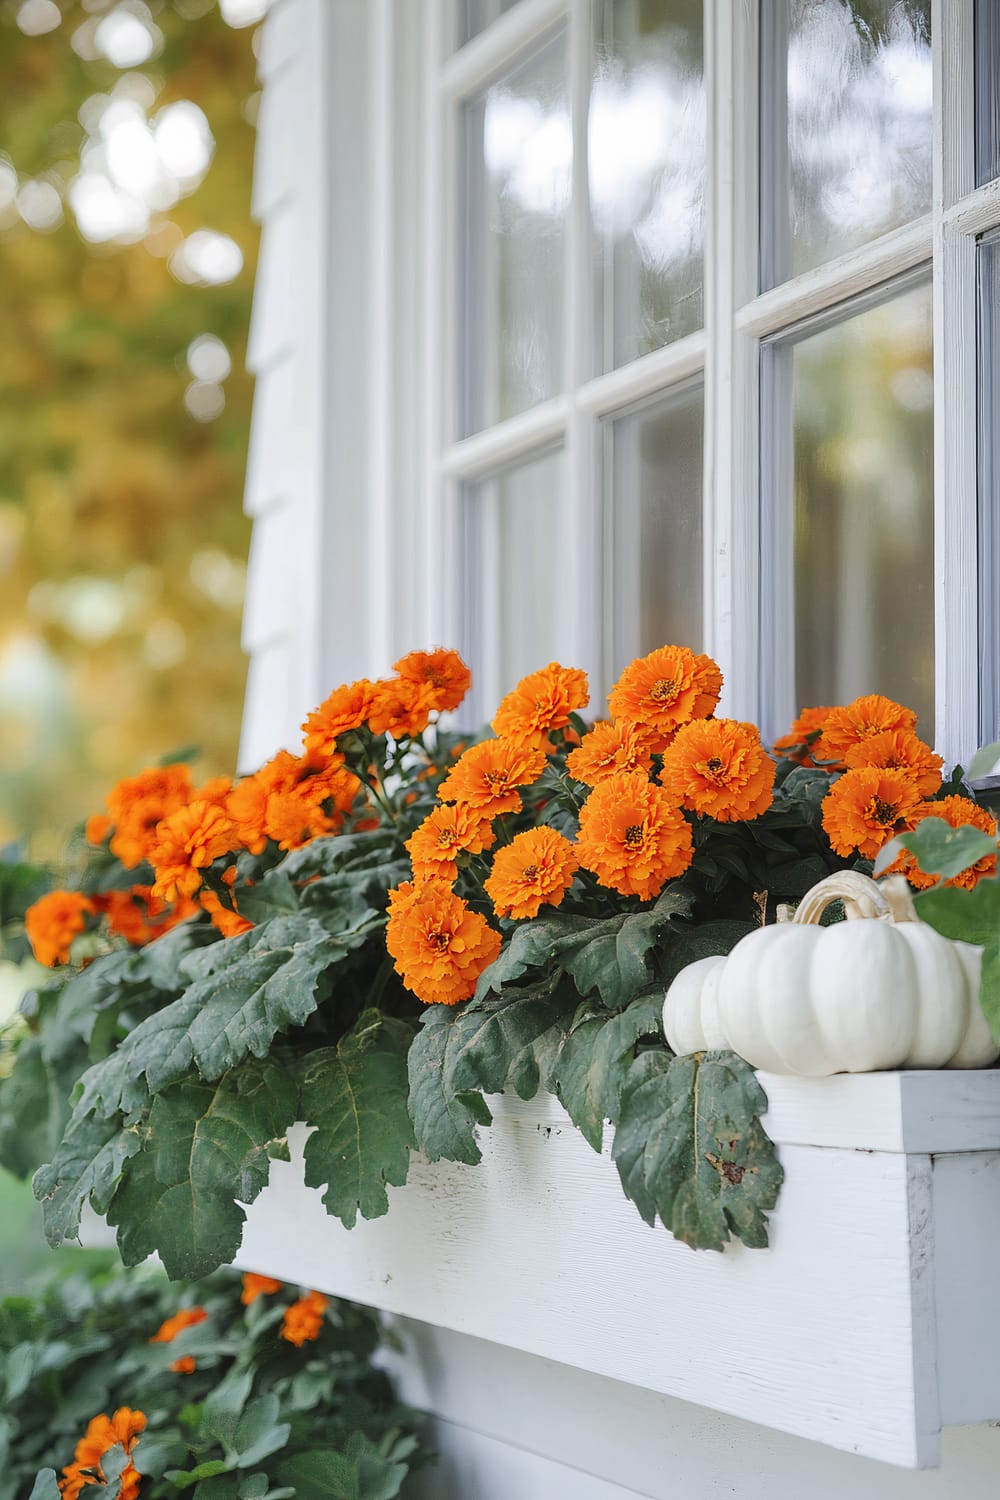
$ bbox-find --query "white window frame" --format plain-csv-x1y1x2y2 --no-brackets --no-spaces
242,0,997,771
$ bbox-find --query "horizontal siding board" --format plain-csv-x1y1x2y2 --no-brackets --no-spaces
251,56,299,222
243,358,295,518
246,200,297,375
241,499,294,654
257,0,300,81
239,638,296,770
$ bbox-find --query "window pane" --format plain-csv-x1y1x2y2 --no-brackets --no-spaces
761,0,932,288
462,449,566,720
975,0,1000,186
462,31,569,435
605,383,703,678
789,283,934,735
978,234,1000,740
461,0,519,45
591,0,705,369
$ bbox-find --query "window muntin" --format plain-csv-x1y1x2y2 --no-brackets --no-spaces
462,0,521,46
604,382,704,678
760,0,932,290
591,0,705,368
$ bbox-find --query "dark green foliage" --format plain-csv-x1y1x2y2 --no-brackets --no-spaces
4,1260,430,1500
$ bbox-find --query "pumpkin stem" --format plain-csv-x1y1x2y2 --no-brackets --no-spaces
789,870,914,926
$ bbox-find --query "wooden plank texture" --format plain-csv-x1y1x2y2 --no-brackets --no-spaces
234,1086,971,1466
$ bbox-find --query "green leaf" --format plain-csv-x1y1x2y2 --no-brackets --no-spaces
74,915,342,1118
406,1007,491,1165
299,1014,415,1228
613,1049,783,1251
169,1462,232,1489
34,1108,143,1248
553,992,665,1152
28,1473,61,1500
232,1394,291,1467
0,1037,78,1179
278,1443,408,1500
443,988,574,1100
202,1369,254,1446
915,877,1000,1040
875,816,996,881
968,741,1000,780
106,1059,298,1279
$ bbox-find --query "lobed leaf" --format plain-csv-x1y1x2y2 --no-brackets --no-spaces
105,1058,298,1280
612,1049,783,1252
552,991,664,1152
34,1107,143,1247
875,816,996,882
299,1013,415,1228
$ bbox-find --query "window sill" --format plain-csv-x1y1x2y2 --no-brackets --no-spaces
234,1070,1000,1470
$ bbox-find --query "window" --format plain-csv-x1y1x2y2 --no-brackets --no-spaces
332,1,998,768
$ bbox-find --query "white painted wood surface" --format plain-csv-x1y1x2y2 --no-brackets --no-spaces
235,1073,1000,1469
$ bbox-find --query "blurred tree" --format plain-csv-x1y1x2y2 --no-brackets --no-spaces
0,0,259,859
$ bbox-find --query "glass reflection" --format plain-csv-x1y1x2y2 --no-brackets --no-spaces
977,233,1000,741
461,0,519,46
607,383,703,676
975,0,1000,186
591,0,704,367
763,0,932,286
791,282,934,734
462,449,566,720
462,31,569,433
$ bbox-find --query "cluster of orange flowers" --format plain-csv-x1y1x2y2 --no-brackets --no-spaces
59,1408,146,1500
280,1289,328,1346
778,694,997,885
149,1304,208,1374
386,645,781,1006
25,650,472,970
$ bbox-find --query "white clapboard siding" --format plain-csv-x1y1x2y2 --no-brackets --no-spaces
235,1072,1000,1472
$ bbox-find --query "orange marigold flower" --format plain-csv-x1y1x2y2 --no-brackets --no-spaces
302,678,378,755
25,890,95,968
170,1355,197,1374
607,646,723,749
490,662,590,750
406,803,496,880
437,739,546,817
575,772,694,900
842,728,943,799
200,889,254,938
59,1407,146,1500
106,763,194,869
659,718,776,822
386,879,502,1006
484,826,579,920
241,1272,282,1305
280,1289,328,1346
881,795,998,891
94,886,176,947
85,813,112,846
565,719,655,786
149,800,236,903
394,648,472,713
150,1306,208,1343
772,706,835,767
227,772,271,855
197,775,233,809
820,694,919,764
368,676,437,739
821,767,923,858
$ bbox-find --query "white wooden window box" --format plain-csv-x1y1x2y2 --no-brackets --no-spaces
234,1068,1000,1471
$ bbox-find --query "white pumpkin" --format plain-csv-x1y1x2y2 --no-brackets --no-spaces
662,871,999,1075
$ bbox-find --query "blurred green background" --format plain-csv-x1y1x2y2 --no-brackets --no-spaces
0,0,260,1286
